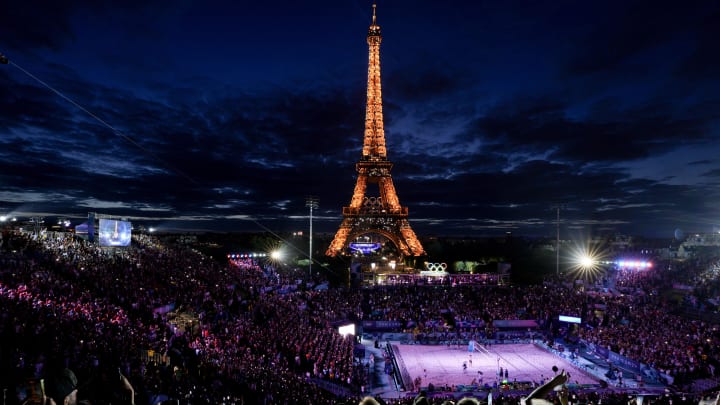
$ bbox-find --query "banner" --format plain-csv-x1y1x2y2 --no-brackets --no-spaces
586,341,641,373
594,345,609,359
608,351,641,372
362,320,403,331
493,320,538,328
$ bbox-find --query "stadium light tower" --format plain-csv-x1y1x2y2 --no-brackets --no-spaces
30,216,44,237
305,196,319,278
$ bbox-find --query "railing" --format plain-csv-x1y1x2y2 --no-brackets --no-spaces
342,207,408,216
308,377,356,398
387,344,413,391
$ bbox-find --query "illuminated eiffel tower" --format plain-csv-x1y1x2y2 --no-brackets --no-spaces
326,4,425,258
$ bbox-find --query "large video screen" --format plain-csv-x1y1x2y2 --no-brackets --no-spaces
559,315,581,324
98,218,132,247
338,323,355,337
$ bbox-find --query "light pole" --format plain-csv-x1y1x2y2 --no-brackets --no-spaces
552,204,564,277
556,206,560,276
30,217,44,238
305,196,319,278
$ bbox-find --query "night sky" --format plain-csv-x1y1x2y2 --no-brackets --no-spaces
1,0,720,239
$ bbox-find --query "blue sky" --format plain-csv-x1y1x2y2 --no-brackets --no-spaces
1,0,719,238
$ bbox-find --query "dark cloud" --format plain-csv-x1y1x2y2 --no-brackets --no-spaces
469,93,717,164
1,1,719,239
674,9,720,80
386,61,476,102
563,1,713,76
0,2,77,50
0,1,175,51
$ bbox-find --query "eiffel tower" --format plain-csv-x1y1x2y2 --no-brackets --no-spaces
326,4,425,258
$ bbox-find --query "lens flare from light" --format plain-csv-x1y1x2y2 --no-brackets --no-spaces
567,242,609,281
580,255,595,268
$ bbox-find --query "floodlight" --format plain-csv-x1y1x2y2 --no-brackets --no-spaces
579,255,595,268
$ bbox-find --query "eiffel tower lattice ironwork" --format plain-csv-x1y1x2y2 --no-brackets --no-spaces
326,4,425,258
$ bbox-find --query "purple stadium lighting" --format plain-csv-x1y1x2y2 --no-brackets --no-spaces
349,242,381,254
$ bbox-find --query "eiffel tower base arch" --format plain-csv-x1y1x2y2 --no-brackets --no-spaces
325,215,425,260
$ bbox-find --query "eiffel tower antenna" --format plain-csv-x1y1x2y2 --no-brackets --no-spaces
326,3,425,258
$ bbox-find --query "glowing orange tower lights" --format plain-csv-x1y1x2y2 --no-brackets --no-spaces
326,4,425,258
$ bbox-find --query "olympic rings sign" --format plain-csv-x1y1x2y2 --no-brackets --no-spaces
424,262,448,272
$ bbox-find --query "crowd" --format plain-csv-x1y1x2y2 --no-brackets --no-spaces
354,390,719,405
1,228,720,404
0,231,350,404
